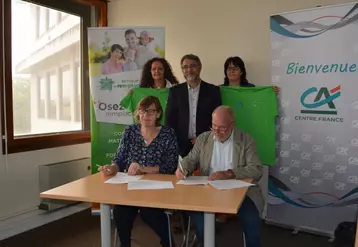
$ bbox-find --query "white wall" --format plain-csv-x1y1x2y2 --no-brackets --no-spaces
108,0,354,86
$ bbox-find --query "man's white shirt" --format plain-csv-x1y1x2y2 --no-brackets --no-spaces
210,131,234,174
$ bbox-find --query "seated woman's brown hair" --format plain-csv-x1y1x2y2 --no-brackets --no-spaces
134,96,163,126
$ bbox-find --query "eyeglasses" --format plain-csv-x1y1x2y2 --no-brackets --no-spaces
210,121,234,134
181,64,199,70
139,109,157,115
227,67,240,72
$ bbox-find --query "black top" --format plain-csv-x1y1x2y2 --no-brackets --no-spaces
221,81,256,87
112,124,178,174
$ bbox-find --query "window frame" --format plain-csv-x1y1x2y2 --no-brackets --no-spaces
1,0,107,154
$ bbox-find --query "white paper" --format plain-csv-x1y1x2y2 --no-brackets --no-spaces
127,180,174,190
105,172,143,184
177,176,209,185
208,180,254,190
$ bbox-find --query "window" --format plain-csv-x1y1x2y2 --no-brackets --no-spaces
2,0,107,153
49,73,57,119
38,77,46,118
38,6,47,37
49,9,59,28
60,12,68,20
13,75,31,135
76,63,81,122
61,67,72,121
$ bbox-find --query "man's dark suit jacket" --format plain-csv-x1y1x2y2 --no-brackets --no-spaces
165,81,222,157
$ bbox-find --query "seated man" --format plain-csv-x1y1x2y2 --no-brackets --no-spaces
175,105,263,247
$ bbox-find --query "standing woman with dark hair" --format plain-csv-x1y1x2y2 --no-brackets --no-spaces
222,56,279,93
128,57,179,94
140,57,179,88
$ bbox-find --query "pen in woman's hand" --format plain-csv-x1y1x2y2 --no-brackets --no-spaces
96,164,111,173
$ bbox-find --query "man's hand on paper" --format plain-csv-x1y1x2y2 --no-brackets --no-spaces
128,162,142,176
208,171,232,181
175,168,185,180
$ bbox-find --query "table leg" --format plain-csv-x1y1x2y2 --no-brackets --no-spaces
100,203,111,247
204,212,215,247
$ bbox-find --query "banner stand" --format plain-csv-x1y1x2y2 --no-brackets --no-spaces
265,219,335,239
267,3,358,237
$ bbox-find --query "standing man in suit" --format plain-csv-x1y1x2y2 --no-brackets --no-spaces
165,54,222,157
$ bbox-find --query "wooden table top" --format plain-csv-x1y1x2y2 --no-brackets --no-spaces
40,173,252,214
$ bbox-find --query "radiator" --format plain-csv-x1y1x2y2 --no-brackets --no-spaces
38,158,91,211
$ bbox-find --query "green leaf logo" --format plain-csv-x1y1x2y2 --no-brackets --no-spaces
99,77,115,91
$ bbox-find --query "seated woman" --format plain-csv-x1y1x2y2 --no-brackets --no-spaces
98,96,178,247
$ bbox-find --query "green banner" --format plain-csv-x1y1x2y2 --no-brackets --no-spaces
90,103,126,173
88,26,166,173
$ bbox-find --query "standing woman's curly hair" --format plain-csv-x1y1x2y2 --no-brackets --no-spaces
139,58,179,88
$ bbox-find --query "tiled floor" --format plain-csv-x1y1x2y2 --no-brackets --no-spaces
0,209,335,247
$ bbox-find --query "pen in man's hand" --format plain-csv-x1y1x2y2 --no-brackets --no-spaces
179,162,187,180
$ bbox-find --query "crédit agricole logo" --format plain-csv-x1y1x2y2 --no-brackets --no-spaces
296,85,343,123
